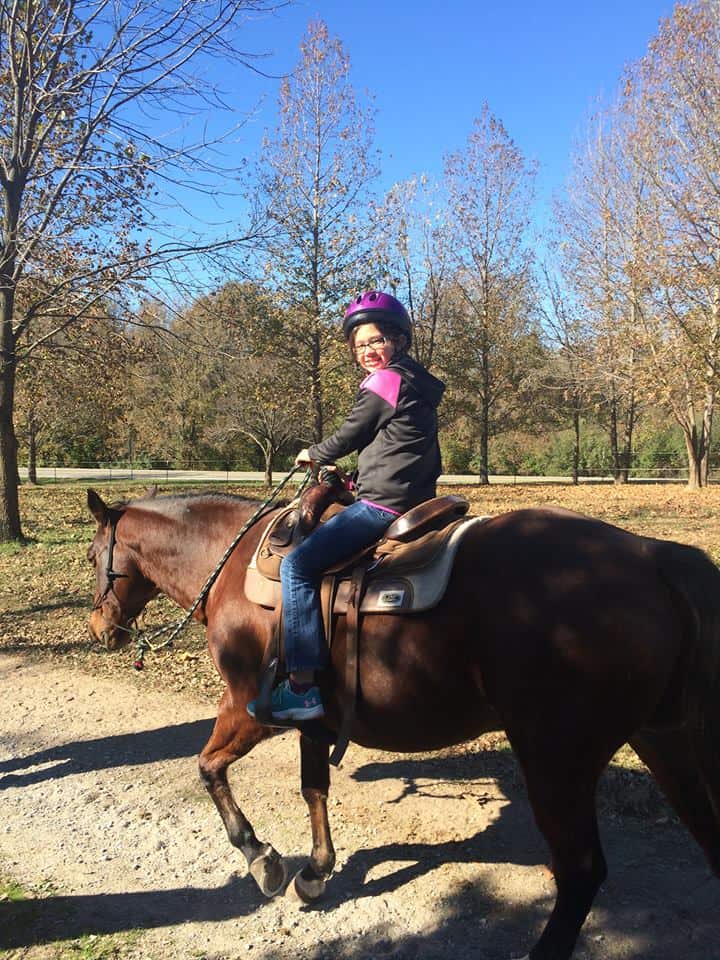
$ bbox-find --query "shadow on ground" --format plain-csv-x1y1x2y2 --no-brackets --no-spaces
2,744,718,958
0,873,279,951
1,710,716,958
2,820,717,959
0,718,215,787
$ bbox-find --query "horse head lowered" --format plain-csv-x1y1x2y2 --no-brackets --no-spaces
87,488,161,649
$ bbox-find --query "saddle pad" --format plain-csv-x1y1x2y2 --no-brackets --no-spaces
244,516,488,614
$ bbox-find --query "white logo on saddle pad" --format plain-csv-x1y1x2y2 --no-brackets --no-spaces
378,589,405,608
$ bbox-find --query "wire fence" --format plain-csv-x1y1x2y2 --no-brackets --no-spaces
17,461,713,485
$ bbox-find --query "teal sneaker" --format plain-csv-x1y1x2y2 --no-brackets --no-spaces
247,680,325,722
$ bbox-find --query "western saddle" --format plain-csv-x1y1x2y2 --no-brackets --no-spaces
245,491,485,761
245,493,482,615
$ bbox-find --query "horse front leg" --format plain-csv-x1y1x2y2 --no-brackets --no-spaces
292,734,336,902
199,688,287,897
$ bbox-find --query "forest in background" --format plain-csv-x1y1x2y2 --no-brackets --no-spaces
3,1,720,539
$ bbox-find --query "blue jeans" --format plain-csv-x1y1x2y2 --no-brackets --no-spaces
280,499,397,672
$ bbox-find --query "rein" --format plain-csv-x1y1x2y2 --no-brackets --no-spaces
106,468,310,670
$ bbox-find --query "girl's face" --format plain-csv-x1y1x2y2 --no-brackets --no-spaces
352,322,396,373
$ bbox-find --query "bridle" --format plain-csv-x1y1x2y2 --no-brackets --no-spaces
92,512,129,611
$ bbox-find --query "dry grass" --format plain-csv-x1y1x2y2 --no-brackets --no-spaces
453,481,720,562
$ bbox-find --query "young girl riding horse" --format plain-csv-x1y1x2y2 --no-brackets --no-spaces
248,291,445,722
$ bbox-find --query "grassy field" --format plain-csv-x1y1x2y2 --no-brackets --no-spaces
3,478,720,820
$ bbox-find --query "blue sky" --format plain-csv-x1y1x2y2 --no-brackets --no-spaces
216,0,674,227
144,0,676,282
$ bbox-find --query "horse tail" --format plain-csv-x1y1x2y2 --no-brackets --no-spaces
657,539,720,808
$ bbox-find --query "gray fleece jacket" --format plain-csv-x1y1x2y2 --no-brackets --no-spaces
308,354,445,514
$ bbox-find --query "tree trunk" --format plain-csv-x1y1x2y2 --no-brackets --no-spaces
264,447,273,488
0,283,23,540
700,387,714,486
614,393,635,485
309,324,324,443
477,434,489,484
27,413,37,485
608,397,620,482
618,396,636,484
0,365,23,541
683,426,704,490
615,458,629,485
571,406,580,485
477,339,490,485
477,394,490,485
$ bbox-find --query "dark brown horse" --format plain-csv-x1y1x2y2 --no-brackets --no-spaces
85,483,720,960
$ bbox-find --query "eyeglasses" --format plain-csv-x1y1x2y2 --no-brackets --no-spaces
353,335,390,355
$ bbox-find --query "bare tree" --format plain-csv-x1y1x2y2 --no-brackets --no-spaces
0,0,285,540
372,176,452,369
624,0,720,488
538,264,594,484
555,107,645,484
443,106,538,483
253,19,379,442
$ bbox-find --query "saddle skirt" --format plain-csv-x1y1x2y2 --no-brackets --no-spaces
244,497,487,615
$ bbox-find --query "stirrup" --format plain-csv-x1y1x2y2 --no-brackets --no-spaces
253,658,334,741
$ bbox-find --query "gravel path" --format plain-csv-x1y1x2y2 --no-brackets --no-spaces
1,652,718,960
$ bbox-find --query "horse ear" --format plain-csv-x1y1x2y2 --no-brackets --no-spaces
87,489,110,526
144,484,158,499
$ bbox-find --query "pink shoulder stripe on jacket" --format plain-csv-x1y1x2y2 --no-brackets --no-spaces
361,368,401,409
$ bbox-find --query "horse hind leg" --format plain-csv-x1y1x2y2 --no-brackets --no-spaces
199,689,287,898
631,727,720,877
507,733,609,960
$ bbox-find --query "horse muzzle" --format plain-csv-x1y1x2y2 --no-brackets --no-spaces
88,609,131,650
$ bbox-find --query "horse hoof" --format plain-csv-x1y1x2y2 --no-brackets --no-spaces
292,867,327,903
249,846,287,898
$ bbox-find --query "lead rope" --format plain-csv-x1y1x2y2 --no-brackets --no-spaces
132,467,310,670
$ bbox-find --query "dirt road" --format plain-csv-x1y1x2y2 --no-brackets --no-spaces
1,652,718,960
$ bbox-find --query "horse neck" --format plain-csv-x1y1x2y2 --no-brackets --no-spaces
123,498,258,611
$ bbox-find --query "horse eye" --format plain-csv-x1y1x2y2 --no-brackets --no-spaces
86,546,97,564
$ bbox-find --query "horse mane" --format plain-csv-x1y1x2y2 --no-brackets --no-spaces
111,491,288,517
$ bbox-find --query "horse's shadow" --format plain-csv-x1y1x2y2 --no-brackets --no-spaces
2,593,89,617
318,750,682,904
0,871,294,951
0,756,546,955
0,718,215,788
4,793,716,959
324,748,546,902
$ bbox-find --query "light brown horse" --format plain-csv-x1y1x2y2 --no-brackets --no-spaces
86,483,720,960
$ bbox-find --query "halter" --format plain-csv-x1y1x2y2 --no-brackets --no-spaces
92,513,128,610
94,467,311,669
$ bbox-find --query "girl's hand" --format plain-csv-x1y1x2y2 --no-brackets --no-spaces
294,448,313,467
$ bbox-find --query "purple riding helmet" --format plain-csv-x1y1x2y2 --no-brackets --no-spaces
342,290,412,345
